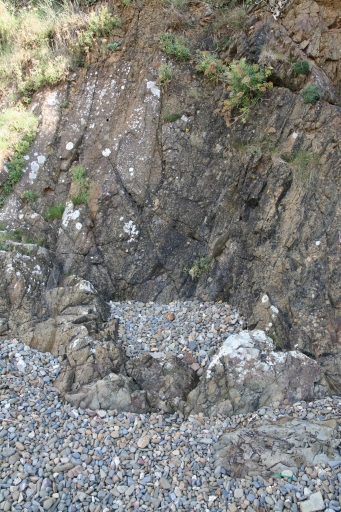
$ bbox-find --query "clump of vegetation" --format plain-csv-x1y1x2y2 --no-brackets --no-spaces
300,84,322,105
162,0,189,11
44,203,65,221
160,33,191,61
228,6,247,29
107,42,120,51
213,37,232,52
183,254,213,280
293,60,310,76
71,165,90,205
0,227,42,247
221,58,273,125
287,149,321,186
122,0,132,6
157,63,173,85
163,111,182,122
21,190,39,203
0,2,121,102
195,51,226,82
0,108,39,209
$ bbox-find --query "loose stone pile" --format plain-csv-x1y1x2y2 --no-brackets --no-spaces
1,338,341,512
110,301,247,374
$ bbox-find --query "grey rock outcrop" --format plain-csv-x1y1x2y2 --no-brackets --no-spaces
186,330,329,416
213,417,341,478
126,352,198,413
64,373,150,413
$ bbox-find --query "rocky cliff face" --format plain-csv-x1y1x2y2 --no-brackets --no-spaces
1,0,341,389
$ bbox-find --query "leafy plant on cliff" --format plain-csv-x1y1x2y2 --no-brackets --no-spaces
293,60,310,76
183,254,213,280
163,111,182,122
221,58,273,125
21,190,39,203
157,63,173,85
300,84,323,105
160,33,191,61
44,203,65,221
71,165,90,205
195,51,226,82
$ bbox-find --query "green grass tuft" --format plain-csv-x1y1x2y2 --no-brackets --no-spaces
160,33,191,61
293,60,310,76
300,84,323,104
44,203,65,221
163,112,182,122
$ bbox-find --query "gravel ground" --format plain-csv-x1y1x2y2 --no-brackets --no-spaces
1,302,341,512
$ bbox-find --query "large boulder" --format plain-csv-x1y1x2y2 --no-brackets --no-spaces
64,373,150,413
186,330,329,416
126,352,199,413
213,417,341,478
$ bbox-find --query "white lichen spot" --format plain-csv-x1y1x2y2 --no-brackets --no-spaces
123,220,139,243
37,155,46,165
47,91,59,106
119,216,124,221
19,214,24,220
24,155,29,161
66,142,74,151
181,115,189,123
75,222,82,230
78,280,95,293
292,132,299,139
270,305,279,314
102,148,111,157
146,81,160,98
29,161,39,181
129,167,134,175
261,294,269,303
316,241,321,246
62,202,80,227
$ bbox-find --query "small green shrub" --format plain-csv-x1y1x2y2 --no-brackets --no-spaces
107,42,120,51
88,8,121,36
195,51,226,82
300,84,322,104
160,33,191,61
71,165,90,205
157,63,173,85
122,0,132,5
21,190,39,203
293,60,310,76
44,203,65,221
222,58,273,124
163,112,182,122
183,254,213,280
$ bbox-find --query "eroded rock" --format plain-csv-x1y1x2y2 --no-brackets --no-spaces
186,330,329,416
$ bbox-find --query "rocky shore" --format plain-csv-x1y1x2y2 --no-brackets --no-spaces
1,301,341,512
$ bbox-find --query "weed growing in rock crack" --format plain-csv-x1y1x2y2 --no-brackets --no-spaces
21,190,39,203
221,58,273,125
44,204,65,221
293,60,310,76
286,150,321,186
269,332,282,350
157,64,173,85
160,33,191,61
227,6,247,30
107,42,120,51
122,0,132,5
300,84,323,105
162,0,190,11
71,166,90,205
183,254,213,280
163,111,182,122
195,51,226,82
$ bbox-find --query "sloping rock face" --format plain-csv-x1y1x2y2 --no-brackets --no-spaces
186,330,329,416
0,0,341,387
213,416,341,478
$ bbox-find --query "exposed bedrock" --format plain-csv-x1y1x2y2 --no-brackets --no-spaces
0,0,341,390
